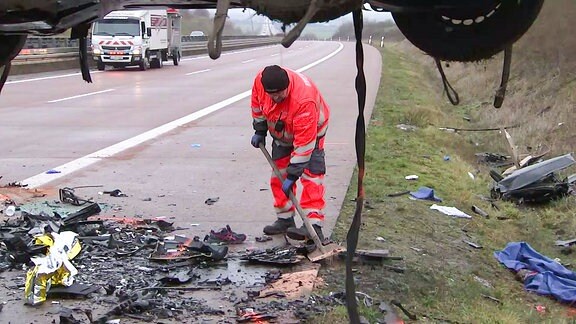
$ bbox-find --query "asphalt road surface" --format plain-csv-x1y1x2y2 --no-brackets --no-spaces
0,40,382,323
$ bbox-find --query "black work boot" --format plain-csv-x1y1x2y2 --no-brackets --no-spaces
286,224,324,242
263,217,296,235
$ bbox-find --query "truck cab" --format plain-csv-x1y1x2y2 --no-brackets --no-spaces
91,9,181,71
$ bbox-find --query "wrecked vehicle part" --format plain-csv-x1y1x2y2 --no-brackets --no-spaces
61,202,102,226
59,187,92,206
495,154,575,194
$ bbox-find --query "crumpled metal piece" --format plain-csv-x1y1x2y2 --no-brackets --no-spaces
24,231,81,305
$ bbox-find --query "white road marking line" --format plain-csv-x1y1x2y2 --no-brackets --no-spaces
22,42,344,188
47,89,115,103
241,59,255,64
6,71,103,85
180,45,278,61
270,53,279,57
186,69,211,75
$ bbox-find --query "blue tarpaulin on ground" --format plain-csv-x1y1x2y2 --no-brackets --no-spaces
494,241,576,303
409,186,442,202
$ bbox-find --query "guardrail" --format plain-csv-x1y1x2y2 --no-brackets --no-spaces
10,36,281,74
14,37,280,64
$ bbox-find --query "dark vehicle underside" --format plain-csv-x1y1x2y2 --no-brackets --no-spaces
0,0,544,68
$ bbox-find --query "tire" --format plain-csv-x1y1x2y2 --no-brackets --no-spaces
97,61,105,71
139,56,149,71
150,58,161,69
172,52,180,66
392,0,544,62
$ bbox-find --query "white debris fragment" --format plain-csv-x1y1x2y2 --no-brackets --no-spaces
430,204,471,218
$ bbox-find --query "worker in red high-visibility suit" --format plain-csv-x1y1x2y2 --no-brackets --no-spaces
250,65,330,242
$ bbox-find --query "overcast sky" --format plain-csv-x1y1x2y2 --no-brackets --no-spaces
224,7,393,25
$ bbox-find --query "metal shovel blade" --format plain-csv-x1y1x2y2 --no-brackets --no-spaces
307,242,346,262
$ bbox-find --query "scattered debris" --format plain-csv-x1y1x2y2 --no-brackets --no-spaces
430,204,471,219
386,190,410,197
237,307,278,322
59,187,93,206
471,205,489,218
481,294,502,304
256,235,273,243
405,174,419,180
476,152,509,166
375,236,386,242
241,246,304,265
396,124,417,132
204,197,219,205
45,169,61,174
410,187,442,202
99,189,128,197
464,240,483,249
555,239,576,247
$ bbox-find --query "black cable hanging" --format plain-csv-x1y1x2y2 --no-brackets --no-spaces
434,58,460,105
494,45,513,108
346,7,368,324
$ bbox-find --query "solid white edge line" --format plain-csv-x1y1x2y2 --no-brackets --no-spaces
22,42,344,188
185,69,211,75
6,71,103,85
241,59,255,64
47,88,115,103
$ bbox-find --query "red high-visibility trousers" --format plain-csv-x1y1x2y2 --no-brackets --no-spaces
270,155,325,226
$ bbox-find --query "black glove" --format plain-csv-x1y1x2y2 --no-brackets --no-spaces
251,133,266,148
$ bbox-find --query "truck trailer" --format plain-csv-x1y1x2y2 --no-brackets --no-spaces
91,9,181,71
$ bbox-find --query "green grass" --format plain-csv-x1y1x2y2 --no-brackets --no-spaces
313,45,576,323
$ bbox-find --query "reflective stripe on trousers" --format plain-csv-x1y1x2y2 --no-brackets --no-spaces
271,155,325,225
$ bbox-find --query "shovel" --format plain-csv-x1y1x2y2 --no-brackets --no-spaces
259,143,345,262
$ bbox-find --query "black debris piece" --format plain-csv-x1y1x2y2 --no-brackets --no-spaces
102,189,127,197
47,283,101,297
59,187,92,206
241,245,304,265
204,197,219,205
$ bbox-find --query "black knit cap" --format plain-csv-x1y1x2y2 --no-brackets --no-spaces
261,65,289,93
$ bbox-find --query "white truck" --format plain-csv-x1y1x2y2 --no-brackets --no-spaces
91,9,181,71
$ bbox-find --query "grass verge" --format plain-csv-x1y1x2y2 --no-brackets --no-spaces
313,44,576,323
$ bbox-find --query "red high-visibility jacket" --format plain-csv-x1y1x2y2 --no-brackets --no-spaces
251,68,330,166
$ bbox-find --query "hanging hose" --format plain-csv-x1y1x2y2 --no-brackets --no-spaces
281,0,320,48
208,0,231,59
71,24,92,83
0,62,11,95
494,45,512,108
434,58,460,105
346,7,367,324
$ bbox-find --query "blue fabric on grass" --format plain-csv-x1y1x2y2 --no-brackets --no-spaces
494,241,576,303
409,186,442,202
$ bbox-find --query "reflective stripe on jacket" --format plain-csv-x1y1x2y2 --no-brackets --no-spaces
251,68,330,167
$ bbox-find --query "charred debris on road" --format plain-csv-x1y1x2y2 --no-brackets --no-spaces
0,185,402,323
